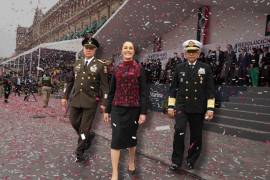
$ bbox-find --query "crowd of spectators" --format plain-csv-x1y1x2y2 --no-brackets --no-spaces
140,45,270,87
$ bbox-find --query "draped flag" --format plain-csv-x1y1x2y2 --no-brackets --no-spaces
197,6,210,44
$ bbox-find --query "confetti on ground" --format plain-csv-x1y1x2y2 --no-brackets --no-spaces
0,95,203,179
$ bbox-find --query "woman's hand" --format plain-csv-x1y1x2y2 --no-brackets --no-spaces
138,114,146,125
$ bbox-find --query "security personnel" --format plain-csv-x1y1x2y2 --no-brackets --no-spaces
61,37,109,162
41,72,52,108
0,75,3,98
167,40,215,171
3,75,12,103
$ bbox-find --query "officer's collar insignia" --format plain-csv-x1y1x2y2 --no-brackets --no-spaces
198,68,205,75
90,64,97,72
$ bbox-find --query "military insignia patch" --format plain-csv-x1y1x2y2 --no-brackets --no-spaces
90,64,97,73
180,78,183,82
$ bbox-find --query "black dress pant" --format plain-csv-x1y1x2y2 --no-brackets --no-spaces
172,109,204,166
69,106,97,156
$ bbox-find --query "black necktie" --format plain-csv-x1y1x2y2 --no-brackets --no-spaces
84,61,88,68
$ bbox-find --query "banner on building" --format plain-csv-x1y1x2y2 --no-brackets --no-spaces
197,6,210,44
234,38,270,53
266,15,270,36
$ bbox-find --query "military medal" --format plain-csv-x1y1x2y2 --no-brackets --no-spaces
180,78,183,82
200,76,203,84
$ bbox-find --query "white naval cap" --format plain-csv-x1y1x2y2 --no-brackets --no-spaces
182,40,202,51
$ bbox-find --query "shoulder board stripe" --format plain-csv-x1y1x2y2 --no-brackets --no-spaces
97,59,106,64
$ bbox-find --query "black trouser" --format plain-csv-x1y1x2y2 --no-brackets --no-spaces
172,110,204,166
15,85,21,96
4,90,10,100
69,106,97,156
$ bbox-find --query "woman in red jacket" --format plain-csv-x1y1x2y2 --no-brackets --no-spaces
104,41,147,180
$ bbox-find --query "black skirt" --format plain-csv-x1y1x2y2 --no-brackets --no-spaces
110,106,140,149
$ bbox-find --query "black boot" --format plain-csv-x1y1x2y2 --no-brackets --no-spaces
169,163,180,171
85,132,95,150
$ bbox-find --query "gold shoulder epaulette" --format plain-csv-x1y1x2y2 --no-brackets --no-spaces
168,97,176,107
207,98,215,108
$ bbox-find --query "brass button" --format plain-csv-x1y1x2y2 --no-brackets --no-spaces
81,83,83,85
83,72,86,74
80,89,82,91
194,97,197,100
194,89,197,92
186,81,189,84
185,96,189,99
194,82,198,85
185,89,188,92
82,77,84,80
88,76,90,79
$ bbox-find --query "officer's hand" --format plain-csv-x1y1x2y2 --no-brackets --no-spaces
167,108,176,119
61,98,67,109
99,105,106,113
138,114,146,125
104,113,110,125
205,110,214,121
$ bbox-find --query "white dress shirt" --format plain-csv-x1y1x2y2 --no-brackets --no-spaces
84,56,95,66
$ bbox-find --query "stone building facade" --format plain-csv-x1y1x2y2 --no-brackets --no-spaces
16,0,123,54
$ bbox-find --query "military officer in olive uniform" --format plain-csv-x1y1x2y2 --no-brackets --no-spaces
41,72,53,108
61,37,109,162
167,40,215,171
